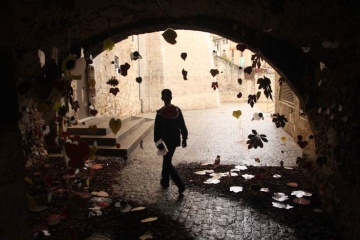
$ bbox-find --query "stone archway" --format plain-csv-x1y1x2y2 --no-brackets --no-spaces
2,1,360,239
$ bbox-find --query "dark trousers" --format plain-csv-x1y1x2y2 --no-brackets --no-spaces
161,144,183,187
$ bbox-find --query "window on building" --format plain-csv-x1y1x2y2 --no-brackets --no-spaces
226,39,228,44
240,51,243,57
279,82,295,106
223,39,225,44
231,50,234,57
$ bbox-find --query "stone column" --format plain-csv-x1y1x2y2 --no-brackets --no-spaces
0,5,31,236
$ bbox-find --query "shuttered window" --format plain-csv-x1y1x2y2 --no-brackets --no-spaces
279,82,294,106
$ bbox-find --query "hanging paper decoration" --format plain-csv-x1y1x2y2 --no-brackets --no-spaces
247,94,257,108
180,52,187,61
130,51,142,60
103,38,115,51
236,43,247,52
182,69,188,80
232,110,242,119
211,82,218,90
162,28,177,44
109,118,122,135
210,69,219,77
247,130,268,149
119,63,130,76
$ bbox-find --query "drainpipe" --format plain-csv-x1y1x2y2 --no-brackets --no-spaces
137,35,144,113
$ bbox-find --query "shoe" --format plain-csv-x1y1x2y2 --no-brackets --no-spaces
160,179,169,189
178,184,185,195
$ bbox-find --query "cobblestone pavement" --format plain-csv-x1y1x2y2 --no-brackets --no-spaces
113,103,310,239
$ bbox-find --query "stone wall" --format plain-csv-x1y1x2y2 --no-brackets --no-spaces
92,37,141,117
142,30,221,111
274,72,316,155
213,55,243,102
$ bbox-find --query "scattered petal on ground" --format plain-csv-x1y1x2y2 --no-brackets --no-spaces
230,186,243,193
141,217,158,223
204,178,220,184
272,202,294,209
205,169,214,173
291,190,312,198
235,165,248,170
194,170,207,175
273,174,281,178
284,167,294,169
314,208,324,213
231,168,240,172
139,231,153,240
91,191,109,197
293,198,311,205
201,162,213,166
260,188,270,192
226,172,238,177
131,206,146,211
272,192,289,202
242,174,255,180
287,182,298,187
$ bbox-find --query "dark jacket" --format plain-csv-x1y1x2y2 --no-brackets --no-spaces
154,104,188,147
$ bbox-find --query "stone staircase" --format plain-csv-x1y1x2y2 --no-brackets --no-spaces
67,115,154,157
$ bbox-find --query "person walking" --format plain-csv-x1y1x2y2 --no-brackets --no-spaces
154,89,188,195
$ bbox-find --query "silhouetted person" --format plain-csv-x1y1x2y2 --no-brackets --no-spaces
154,89,188,195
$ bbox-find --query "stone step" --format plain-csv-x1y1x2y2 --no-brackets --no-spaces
95,119,154,157
79,117,146,146
67,115,134,136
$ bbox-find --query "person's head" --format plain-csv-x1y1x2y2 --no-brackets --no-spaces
161,89,172,102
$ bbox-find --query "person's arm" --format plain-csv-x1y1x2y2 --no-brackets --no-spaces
154,114,162,143
178,109,188,147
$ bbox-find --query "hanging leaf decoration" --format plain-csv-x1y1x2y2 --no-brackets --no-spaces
278,77,285,86
250,184,262,194
136,77,142,84
119,63,131,77
238,78,242,85
106,77,119,86
232,110,242,119
237,92,242,98
211,82,218,90
297,135,308,148
109,118,122,135
244,66,252,75
246,129,268,149
257,76,273,100
247,94,257,107
88,125,97,134
182,69,188,80
210,69,219,77
65,141,91,169
181,52,187,61
90,109,98,116
17,81,32,95
236,43,247,52
109,88,119,96
130,51,142,60
103,38,115,51
256,91,261,100
272,113,288,128
162,28,177,44
251,54,262,69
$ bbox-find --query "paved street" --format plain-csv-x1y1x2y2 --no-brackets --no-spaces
112,103,322,239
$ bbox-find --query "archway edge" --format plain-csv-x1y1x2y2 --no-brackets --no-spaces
82,16,314,106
